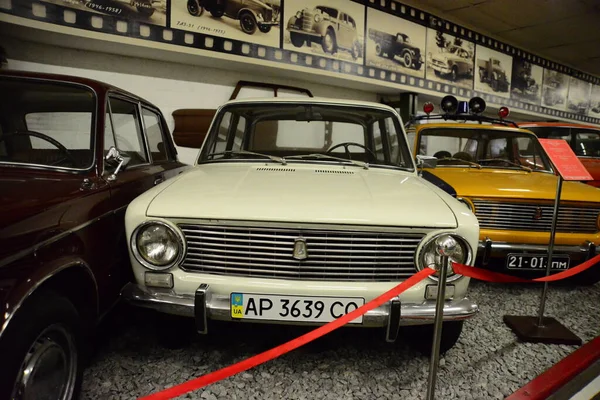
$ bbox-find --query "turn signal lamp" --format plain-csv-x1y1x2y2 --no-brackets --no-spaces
498,106,510,119
423,102,434,115
469,97,486,114
440,95,458,114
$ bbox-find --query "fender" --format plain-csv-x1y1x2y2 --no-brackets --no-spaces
238,7,260,21
420,170,457,198
0,257,98,340
315,22,334,38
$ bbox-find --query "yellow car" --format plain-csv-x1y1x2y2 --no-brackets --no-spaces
407,96,600,284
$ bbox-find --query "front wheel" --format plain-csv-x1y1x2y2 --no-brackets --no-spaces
209,5,224,18
290,32,305,47
239,12,257,34
0,291,83,400
187,0,203,16
136,1,154,16
403,321,464,355
322,29,337,54
402,51,413,68
259,25,272,33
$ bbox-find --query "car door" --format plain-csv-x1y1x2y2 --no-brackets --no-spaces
337,13,351,48
101,94,183,300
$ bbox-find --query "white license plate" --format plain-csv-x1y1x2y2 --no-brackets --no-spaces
506,254,570,270
230,293,365,324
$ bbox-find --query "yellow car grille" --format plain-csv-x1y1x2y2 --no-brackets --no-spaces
473,200,600,233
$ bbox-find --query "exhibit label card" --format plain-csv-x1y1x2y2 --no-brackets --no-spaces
538,139,593,181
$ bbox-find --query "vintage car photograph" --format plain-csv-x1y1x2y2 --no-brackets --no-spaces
474,45,512,97
364,7,426,78
425,28,475,89
519,122,600,188
566,77,592,115
589,85,600,117
283,0,365,63
122,97,480,355
541,69,569,111
407,97,600,285
0,70,188,399
510,59,542,103
171,0,280,46
42,0,168,26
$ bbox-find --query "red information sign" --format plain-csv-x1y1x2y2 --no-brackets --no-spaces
538,139,593,181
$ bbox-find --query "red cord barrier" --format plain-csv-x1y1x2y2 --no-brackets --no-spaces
139,268,436,400
452,254,600,283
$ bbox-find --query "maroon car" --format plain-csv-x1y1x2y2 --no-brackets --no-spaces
0,70,188,399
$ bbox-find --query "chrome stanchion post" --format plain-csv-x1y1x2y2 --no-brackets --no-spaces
537,175,562,327
426,235,457,400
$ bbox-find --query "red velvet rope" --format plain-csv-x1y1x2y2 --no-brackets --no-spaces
453,254,600,283
139,268,436,400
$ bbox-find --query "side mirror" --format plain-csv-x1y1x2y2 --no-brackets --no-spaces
105,146,130,181
416,154,438,169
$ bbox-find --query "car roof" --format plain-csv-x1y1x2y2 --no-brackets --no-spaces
0,69,158,108
415,122,535,135
518,122,600,130
223,96,397,112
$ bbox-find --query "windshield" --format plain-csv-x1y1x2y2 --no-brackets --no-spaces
316,6,337,18
0,78,95,170
417,127,552,172
198,103,414,171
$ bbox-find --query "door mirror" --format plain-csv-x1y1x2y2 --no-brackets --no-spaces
416,154,438,169
105,146,130,181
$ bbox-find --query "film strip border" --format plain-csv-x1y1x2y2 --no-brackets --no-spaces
1,0,599,125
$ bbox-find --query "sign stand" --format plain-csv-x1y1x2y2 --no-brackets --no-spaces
503,139,592,346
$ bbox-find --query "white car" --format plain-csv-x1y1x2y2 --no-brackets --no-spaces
122,97,480,352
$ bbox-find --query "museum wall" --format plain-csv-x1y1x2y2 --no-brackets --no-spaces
3,38,378,164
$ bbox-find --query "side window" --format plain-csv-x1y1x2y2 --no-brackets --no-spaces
573,129,600,157
348,16,356,28
207,112,246,154
107,97,148,167
142,108,169,162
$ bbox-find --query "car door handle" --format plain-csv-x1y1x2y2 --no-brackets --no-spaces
154,176,165,186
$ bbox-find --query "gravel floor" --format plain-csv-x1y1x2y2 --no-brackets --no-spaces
82,280,600,400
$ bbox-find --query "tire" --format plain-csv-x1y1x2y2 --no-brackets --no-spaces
0,290,83,400
322,28,337,54
239,11,257,34
375,43,383,56
351,41,361,60
404,321,463,355
187,0,203,16
258,25,271,33
491,78,499,92
290,32,305,47
413,61,422,70
402,51,413,68
136,1,154,16
434,70,441,77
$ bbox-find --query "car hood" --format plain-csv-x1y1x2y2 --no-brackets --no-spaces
145,163,458,228
433,54,459,63
427,167,600,202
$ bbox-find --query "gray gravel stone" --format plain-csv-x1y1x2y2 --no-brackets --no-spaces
80,281,599,399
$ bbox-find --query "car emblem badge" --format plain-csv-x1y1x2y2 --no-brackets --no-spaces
293,237,308,260
533,207,543,221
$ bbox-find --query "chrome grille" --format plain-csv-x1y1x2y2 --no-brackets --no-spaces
179,224,425,281
264,8,273,22
473,200,600,233
302,11,314,31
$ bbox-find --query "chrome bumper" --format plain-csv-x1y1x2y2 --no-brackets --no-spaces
122,283,478,332
287,28,321,38
477,239,597,265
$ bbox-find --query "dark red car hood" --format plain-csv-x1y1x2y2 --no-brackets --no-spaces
0,168,98,263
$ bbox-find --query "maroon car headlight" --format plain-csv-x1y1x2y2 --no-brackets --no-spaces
132,221,183,270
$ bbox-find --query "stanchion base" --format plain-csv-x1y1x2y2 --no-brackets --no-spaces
503,315,582,346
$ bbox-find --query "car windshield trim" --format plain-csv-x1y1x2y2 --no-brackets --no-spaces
0,77,98,172
197,101,416,172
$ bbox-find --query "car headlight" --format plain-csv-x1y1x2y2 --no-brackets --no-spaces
314,13,321,22
417,233,472,282
457,197,475,212
132,221,183,270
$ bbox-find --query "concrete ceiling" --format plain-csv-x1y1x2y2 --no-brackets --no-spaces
399,0,600,77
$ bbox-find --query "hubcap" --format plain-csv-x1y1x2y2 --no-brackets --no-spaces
12,325,77,400
242,16,253,31
325,35,333,51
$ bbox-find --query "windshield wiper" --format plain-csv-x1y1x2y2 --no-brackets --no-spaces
478,158,532,172
206,150,287,165
437,157,482,169
284,153,369,169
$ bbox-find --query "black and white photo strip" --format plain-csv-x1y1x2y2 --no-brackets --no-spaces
283,0,365,64
474,45,512,98
172,0,281,46
42,0,168,26
589,85,600,117
425,28,475,89
365,7,425,79
510,58,543,104
542,69,569,111
567,77,592,116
